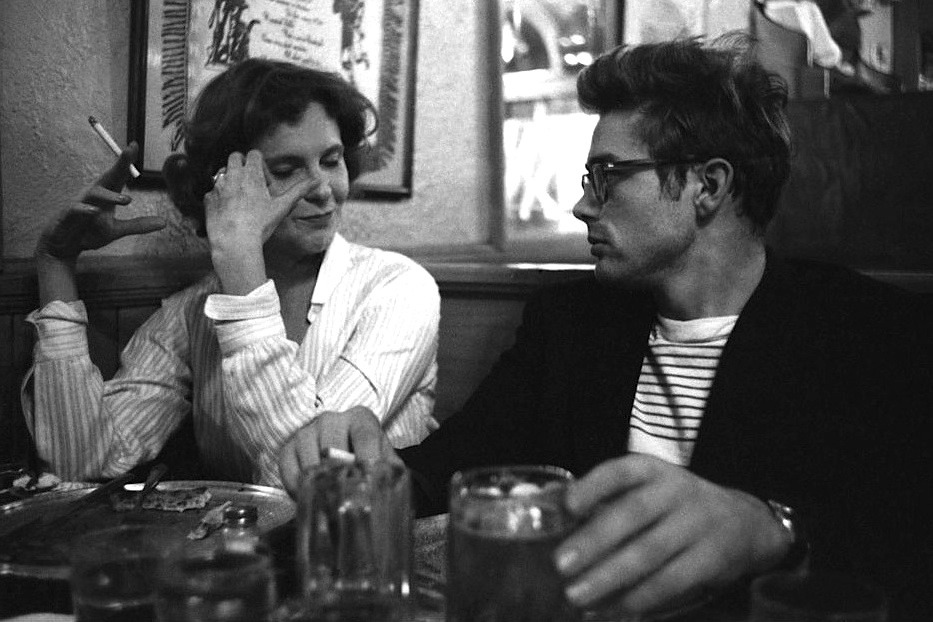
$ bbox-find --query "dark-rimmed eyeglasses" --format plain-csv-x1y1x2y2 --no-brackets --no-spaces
581,158,700,204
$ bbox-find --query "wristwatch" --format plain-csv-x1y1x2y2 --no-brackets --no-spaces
766,499,810,572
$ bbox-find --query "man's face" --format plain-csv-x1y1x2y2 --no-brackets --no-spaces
572,110,698,288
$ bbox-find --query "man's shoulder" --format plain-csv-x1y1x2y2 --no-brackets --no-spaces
762,254,931,333
770,254,925,307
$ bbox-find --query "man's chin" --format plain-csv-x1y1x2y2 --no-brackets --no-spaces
594,260,651,290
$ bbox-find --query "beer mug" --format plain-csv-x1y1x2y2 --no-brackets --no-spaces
295,457,413,622
447,465,579,622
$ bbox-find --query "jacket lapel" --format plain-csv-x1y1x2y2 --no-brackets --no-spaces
690,253,796,487
570,286,654,473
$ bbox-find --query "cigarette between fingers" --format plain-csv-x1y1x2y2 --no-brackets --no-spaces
321,447,356,464
88,115,141,178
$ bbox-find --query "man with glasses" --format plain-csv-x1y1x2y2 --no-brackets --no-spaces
280,34,932,619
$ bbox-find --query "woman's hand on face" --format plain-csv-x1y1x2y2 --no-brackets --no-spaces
204,149,317,251
36,142,166,261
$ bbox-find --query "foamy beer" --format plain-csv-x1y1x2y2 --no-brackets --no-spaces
447,465,579,622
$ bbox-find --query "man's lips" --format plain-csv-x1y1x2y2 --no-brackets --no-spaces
587,236,608,256
293,211,333,221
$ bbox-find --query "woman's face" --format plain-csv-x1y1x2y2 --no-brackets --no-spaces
254,101,350,260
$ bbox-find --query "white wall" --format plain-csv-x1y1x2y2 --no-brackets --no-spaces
0,0,493,260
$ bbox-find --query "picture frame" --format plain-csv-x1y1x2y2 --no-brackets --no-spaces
128,0,419,198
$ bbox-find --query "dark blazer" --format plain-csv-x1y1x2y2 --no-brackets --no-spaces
399,252,933,619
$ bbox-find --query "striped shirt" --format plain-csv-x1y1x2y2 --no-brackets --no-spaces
628,314,738,466
22,234,440,487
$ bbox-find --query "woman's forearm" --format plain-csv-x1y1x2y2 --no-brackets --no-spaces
35,251,79,306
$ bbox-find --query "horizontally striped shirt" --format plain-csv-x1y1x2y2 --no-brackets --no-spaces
22,234,440,487
628,314,738,466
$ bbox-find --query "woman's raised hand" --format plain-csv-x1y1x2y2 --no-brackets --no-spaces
36,142,166,261
204,149,316,250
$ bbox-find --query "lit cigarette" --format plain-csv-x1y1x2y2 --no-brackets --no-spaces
88,115,140,178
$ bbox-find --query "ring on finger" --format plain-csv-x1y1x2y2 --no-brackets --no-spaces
212,168,227,184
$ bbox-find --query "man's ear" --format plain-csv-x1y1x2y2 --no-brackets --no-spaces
694,158,733,222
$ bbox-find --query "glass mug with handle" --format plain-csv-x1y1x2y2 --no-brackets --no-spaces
294,456,413,622
447,464,580,622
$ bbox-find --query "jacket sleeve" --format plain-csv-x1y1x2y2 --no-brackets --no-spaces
399,287,570,516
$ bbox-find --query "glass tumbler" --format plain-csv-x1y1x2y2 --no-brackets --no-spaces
69,524,176,622
295,457,413,622
154,543,277,622
750,571,889,622
447,464,579,622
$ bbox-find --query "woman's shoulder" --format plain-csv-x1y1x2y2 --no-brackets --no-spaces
345,241,436,289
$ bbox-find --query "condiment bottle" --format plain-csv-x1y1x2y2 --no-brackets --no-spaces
220,503,260,553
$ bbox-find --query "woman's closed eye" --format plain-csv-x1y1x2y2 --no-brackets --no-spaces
269,165,299,180
321,145,345,169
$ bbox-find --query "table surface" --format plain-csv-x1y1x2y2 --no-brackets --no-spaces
0,509,743,622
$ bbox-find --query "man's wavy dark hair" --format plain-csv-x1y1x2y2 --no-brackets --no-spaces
576,33,792,235
163,58,377,236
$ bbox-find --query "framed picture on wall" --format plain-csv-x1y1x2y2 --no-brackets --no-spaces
128,0,419,198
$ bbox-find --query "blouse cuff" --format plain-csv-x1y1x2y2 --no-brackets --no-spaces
203,279,280,320
26,300,90,361
204,280,286,353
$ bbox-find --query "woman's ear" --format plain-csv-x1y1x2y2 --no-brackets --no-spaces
694,158,733,222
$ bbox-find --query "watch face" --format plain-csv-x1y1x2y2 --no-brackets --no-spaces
767,500,795,535
766,499,810,571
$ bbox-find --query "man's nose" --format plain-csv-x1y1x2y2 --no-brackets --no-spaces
572,192,599,222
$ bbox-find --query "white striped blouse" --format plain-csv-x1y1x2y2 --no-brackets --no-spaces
628,314,738,467
22,234,440,487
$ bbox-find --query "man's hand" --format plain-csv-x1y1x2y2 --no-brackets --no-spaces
277,406,396,496
554,454,788,617
36,142,165,261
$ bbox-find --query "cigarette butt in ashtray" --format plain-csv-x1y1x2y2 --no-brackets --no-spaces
322,447,356,464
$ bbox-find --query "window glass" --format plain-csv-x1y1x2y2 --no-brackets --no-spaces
501,0,615,261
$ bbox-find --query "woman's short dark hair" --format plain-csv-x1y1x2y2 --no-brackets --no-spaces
576,33,792,235
163,58,378,236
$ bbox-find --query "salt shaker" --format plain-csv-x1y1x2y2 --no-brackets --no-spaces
221,504,261,553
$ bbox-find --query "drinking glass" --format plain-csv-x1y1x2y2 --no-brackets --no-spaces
295,457,413,622
447,464,579,622
69,524,176,622
750,571,889,621
154,543,277,622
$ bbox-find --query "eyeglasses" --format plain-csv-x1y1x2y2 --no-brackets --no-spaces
581,158,699,204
